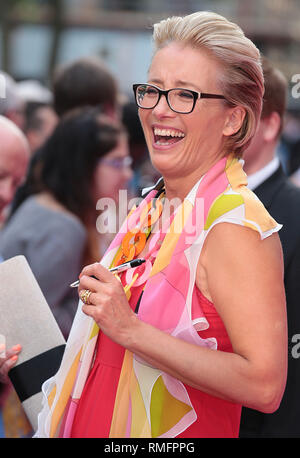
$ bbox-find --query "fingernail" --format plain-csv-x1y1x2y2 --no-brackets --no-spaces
12,344,22,352
11,355,18,362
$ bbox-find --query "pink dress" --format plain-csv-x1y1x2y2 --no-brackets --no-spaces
71,279,241,438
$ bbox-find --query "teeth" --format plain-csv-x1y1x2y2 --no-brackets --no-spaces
156,141,171,145
154,128,185,138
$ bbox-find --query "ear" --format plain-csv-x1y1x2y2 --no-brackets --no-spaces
223,106,246,137
262,112,281,142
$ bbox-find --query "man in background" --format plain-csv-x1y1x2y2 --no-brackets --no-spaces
8,56,121,217
0,116,30,226
0,115,30,437
17,79,58,154
240,57,300,438
52,56,120,120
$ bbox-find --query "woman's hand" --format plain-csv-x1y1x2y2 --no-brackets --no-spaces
78,263,138,347
0,344,22,384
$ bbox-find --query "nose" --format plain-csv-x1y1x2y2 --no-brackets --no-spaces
123,163,133,183
152,93,175,119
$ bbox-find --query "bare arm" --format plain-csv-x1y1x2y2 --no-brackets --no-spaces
79,223,287,412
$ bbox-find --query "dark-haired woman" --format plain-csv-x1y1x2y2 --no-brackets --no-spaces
0,107,132,338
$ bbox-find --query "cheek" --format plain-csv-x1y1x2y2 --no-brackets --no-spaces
93,167,107,198
138,111,151,142
184,122,205,152
95,168,124,200
187,110,226,147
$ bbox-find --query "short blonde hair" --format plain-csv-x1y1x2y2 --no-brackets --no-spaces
152,11,264,156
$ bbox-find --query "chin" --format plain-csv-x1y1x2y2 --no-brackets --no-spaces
150,149,183,173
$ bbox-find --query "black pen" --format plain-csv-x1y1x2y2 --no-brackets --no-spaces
69,258,146,288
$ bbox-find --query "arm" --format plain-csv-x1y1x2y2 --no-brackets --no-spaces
79,223,287,413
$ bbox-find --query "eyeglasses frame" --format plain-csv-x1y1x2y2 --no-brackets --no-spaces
99,156,133,170
133,83,226,114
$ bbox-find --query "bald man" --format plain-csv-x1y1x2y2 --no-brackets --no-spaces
0,116,30,224
0,116,30,435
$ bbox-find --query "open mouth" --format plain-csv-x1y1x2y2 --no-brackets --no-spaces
153,127,185,146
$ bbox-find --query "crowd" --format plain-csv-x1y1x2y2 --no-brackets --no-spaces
0,55,153,438
0,10,299,439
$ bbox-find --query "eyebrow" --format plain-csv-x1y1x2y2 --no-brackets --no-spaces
147,78,202,92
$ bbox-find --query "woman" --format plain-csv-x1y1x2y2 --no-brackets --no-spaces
0,107,132,338
35,12,287,438
0,107,132,438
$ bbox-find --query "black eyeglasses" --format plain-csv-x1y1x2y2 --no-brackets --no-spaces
133,83,226,114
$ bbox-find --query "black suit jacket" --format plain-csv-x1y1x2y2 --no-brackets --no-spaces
239,166,300,438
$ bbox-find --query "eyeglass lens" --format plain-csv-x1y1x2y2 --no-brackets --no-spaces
100,156,133,169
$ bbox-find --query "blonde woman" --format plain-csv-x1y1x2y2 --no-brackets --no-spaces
35,11,287,438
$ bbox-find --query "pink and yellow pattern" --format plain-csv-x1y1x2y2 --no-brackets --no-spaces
35,154,281,438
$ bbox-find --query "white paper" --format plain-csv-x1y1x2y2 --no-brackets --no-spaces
0,333,5,357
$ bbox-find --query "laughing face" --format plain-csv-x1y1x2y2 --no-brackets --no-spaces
138,42,238,187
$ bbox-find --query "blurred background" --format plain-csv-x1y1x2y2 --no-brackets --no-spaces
0,0,300,176
0,0,299,96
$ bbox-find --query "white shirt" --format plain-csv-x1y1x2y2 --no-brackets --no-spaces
247,157,280,191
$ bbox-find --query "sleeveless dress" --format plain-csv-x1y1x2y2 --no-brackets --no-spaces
35,154,281,438
70,281,241,438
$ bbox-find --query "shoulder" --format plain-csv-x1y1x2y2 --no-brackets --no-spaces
0,196,86,251
204,220,281,253
205,184,280,240
200,222,284,292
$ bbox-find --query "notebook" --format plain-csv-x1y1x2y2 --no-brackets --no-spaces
0,255,66,432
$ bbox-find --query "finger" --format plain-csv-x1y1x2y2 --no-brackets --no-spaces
79,263,97,278
1,344,22,362
81,263,115,283
78,275,117,302
6,354,19,369
81,304,98,319
0,354,19,382
78,274,101,293
79,288,96,306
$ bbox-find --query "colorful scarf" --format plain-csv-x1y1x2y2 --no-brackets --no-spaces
35,154,281,438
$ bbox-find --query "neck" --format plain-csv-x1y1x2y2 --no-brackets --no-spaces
244,144,277,176
163,153,226,201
